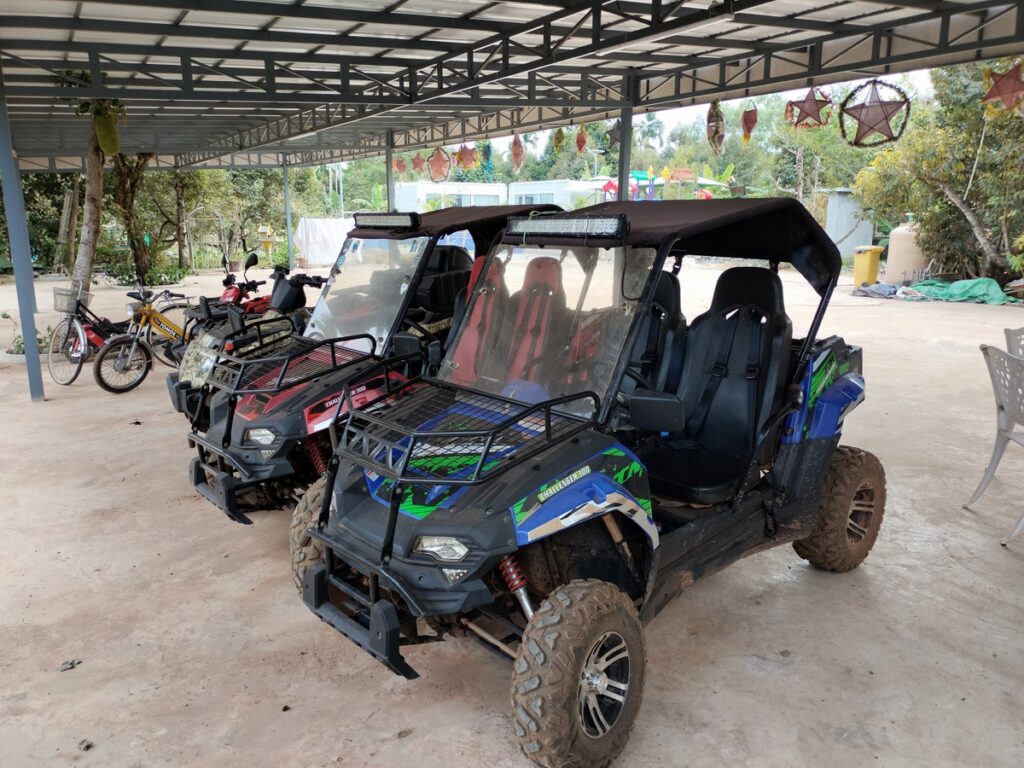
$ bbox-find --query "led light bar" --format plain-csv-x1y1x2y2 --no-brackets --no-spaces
506,214,628,239
353,212,421,229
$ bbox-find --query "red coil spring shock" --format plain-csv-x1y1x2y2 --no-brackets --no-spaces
498,554,527,592
306,438,329,475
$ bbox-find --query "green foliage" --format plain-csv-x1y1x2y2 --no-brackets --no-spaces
1,311,51,354
854,59,1023,277
109,261,190,286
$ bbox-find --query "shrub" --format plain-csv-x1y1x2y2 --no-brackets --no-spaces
110,261,191,286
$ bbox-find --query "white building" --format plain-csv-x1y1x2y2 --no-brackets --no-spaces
394,181,507,211
508,179,607,210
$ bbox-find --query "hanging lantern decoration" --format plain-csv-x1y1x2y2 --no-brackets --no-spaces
575,125,588,155
411,153,426,173
982,63,1024,114
552,127,566,154
785,88,833,128
741,102,758,144
510,134,525,172
606,119,622,147
482,142,493,165
427,147,451,182
706,99,725,154
839,79,911,147
392,156,407,174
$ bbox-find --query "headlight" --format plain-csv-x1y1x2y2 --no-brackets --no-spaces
125,302,141,317
245,427,277,446
413,535,469,562
197,353,216,377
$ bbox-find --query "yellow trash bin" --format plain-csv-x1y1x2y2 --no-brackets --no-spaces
853,245,883,287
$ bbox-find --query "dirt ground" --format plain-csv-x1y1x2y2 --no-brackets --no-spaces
0,265,1022,768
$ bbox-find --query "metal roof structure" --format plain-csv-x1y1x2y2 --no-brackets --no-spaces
1,0,1022,171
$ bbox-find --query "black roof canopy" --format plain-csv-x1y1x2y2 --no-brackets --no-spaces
503,198,841,296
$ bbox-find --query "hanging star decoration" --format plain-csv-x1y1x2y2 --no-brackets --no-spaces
706,99,725,154
785,88,833,128
411,153,425,173
453,143,478,170
606,119,622,147
552,127,566,154
839,79,911,147
393,157,407,174
427,147,451,182
983,62,1024,113
510,134,525,172
575,125,588,154
741,102,758,144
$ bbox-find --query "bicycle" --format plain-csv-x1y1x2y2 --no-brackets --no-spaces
92,282,194,394
47,284,131,385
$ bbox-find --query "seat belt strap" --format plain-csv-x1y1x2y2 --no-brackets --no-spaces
745,309,763,443
690,306,741,434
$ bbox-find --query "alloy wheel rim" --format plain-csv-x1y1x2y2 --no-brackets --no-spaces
577,630,630,738
846,481,876,545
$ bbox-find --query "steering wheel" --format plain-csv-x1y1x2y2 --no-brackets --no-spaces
400,317,440,345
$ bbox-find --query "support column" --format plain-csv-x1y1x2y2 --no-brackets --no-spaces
385,129,395,211
0,96,45,401
616,106,633,202
282,156,295,270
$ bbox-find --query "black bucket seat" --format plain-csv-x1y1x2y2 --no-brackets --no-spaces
644,267,792,505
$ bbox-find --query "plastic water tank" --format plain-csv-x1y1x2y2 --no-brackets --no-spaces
886,220,929,285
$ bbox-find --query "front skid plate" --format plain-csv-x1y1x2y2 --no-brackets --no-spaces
302,562,419,679
189,454,253,525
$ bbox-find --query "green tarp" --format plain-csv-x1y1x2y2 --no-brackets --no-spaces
910,278,1019,305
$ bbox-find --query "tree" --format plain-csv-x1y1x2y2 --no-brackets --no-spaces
854,59,1024,277
53,71,127,287
112,152,156,278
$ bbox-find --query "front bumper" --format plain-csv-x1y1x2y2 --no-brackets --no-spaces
303,557,419,679
188,430,297,524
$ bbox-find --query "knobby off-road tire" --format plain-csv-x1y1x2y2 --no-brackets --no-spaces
793,446,886,572
93,336,153,394
510,579,646,768
289,475,326,592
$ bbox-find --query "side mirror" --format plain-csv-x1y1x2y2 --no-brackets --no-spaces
628,389,685,433
227,306,246,333
427,340,443,369
391,332,420,359
244,251,259,270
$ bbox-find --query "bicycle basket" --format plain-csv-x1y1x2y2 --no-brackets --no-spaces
53,286,93,313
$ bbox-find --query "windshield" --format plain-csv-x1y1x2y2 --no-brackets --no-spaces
438,244,658,413
304,236,430,352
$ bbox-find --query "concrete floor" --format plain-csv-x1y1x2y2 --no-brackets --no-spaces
0,267,1022,767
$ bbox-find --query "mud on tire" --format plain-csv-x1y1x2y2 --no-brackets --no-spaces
793,445,886,572
289,475,326,592
510,579,645,768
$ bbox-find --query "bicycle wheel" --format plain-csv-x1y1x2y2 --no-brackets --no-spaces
47,317,87,385
93,335,153,393
148,302,191,368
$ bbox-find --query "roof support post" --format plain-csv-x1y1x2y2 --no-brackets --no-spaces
282,156,295,270
385,129,395,211
616,106,633,202
0,94,45,401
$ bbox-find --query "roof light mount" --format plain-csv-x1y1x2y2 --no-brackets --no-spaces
506,213,629,241
353,212,421,230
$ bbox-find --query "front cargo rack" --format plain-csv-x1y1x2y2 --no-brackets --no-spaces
334,371,599,486
208,333,376,395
